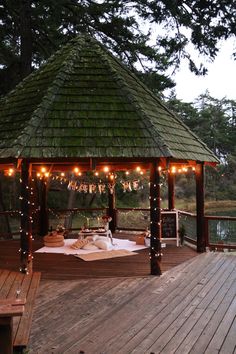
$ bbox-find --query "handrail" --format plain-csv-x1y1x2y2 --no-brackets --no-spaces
205,215,236,221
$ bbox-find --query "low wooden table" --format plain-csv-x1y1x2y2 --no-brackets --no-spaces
0,298,26,354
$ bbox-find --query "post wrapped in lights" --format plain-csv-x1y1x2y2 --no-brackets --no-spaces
20,160,33,274
149,160,162,275
196,161,206,252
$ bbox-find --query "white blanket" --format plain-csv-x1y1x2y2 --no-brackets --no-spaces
35,238,147,255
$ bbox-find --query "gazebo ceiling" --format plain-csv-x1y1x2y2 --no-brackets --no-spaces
0,35,218,165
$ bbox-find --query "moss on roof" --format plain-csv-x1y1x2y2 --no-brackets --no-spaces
0,35,218,163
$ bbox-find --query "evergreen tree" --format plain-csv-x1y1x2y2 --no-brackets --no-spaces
0,0,236,95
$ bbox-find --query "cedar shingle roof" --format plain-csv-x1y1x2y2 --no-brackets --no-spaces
0,35,218,163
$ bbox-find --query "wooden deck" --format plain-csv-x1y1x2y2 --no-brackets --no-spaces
0,233,197,279
1,235,236,353
27,252,236,353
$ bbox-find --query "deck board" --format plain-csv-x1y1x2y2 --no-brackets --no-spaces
1,236,236,353
26,252,236,354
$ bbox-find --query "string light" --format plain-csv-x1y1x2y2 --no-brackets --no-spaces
8,168,14,176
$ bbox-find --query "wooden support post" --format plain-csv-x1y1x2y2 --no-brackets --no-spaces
168,171,175,210
39,177,49,236
20,160,33,274
196,162,206,253
149,161,162,275
108,182,116,233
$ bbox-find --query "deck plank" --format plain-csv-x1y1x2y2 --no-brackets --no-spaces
1,237,236,354
26,253,236,354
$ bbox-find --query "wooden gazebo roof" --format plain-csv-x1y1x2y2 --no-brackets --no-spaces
0,35,218,165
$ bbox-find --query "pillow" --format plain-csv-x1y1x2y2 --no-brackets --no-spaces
96,236,110,242
94,239,112,250
82,243,99,250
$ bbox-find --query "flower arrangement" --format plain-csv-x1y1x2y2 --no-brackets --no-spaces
101,215,112,231
56,224,65,234
102,215,112,222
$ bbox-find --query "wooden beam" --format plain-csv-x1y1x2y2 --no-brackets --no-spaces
108,182,116,233
168,171,175,210
196,162,206,252
149,161,162,275
20,160,33,274
39,177,49,236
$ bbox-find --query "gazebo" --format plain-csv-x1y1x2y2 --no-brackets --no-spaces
0,35,218,276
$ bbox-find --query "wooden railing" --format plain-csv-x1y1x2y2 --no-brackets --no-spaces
205,215,236,250
178,210,236,250
178,211,197,245
1,208,236,250
0,211,20,239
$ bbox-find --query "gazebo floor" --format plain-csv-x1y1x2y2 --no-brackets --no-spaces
27,252,236,353
0,232,197,279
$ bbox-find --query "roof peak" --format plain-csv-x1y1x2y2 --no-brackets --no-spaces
0,34,218,163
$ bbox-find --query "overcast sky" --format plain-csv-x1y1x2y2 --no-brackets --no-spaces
171,39,235,102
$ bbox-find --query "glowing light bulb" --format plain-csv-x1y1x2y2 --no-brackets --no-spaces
171,166,176,174
94,171,99,176
104,166,109,173
45,172,49,178
158,166,162,171
61,172,65,177
41,167,46,173
136,166,141,172
125,171,129,175
8,168,14,176
74,167,79,173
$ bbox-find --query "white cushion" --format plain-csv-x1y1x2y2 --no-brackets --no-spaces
82,243,99,250
94,239,112,250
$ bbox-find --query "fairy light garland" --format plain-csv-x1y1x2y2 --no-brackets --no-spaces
3,163,196,275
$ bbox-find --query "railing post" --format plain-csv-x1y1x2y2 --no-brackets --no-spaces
205,216,209,248
196,162,206,252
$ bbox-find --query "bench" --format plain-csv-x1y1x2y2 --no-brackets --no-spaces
0,269,41,353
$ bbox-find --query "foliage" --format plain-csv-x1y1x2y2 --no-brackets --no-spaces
167,92,236,200
0,0,236,96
